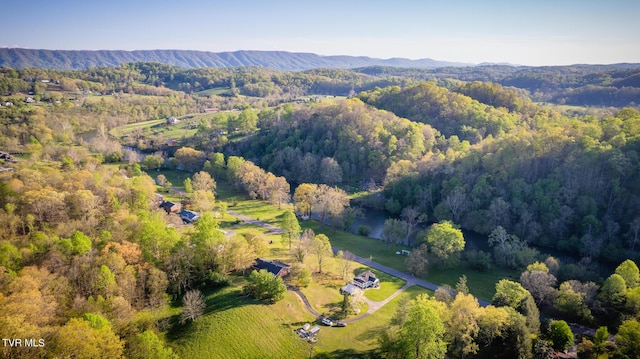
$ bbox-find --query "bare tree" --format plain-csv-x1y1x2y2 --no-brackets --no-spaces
520,270,557,306
444,187,468,223
402,206,428,245
180,289,206,324
631,217,640,252
292,229,314,263
336,250,356,280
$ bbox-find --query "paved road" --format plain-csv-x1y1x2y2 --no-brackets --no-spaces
332,248,492,307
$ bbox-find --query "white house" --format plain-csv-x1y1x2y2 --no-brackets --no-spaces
352,270,380,289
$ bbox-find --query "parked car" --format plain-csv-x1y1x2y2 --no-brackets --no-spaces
321,317,333,326
335,321,347,327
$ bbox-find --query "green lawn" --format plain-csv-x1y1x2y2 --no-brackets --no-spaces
359,269,407,302
195,87,232,96
167,279,433,359
313,285,432,356
301,221,410,271
169,285,312,359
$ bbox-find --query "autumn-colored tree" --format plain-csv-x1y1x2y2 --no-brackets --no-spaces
54,317,124,359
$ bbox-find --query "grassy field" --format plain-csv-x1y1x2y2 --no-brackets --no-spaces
195,87,232,96
313,285,431,356
167,278,432,359
109,115,202,139
360,270,406,302
169,285,312,359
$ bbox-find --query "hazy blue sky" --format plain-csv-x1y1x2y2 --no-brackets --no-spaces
2,0,638,66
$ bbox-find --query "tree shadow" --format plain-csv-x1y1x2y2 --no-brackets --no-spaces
312,348,378,359
355,325,386,343
166,287,256,340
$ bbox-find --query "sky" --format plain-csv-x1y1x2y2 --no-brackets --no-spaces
1,0,639,66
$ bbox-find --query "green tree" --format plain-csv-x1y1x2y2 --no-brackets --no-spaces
183,177,193,194
424,221,465,265
615,259,640,288
617,319,640,358
280,210,301,249
237,108,258,133
593,326,608,356
143,154,164,170
243,269,286,302
398,294,447,359
555,281,593,323
547,320,574,352
60,230,92,256
210,152,226,177
128,330,179,359
599,273,627,307
95,265,117,298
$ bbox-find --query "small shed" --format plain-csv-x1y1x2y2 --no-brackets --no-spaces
308,326,320,336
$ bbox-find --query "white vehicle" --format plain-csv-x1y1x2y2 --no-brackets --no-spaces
321,317,333,326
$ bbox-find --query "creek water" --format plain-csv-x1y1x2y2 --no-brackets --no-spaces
349,206,488,251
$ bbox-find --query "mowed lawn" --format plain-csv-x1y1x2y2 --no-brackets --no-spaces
169,285,313,359
168,280,433,358
313,285,432,355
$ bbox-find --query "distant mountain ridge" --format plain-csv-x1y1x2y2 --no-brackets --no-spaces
0,48,473,71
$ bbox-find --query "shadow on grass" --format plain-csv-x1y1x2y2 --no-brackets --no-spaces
313,348,378,359
166,286,258,341
355,325,386,343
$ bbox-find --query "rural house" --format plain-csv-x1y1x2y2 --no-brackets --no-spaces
160,201,181,214
179,210,200,223
255,258,291,277
352,270,379,289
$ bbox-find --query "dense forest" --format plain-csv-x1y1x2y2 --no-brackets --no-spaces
2,61,640,358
